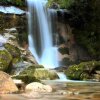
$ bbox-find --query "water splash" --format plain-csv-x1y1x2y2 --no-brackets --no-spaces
27,0,59,69
57,72,67,80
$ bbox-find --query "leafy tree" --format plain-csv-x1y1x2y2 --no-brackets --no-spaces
0,0,25,6
68,0,100,59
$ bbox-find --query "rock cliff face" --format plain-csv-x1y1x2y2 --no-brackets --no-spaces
0,5,98,69
56,9,95,68
57,22,91,67
0,6,28,46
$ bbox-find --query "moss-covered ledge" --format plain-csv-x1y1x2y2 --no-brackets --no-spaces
65,61,100,81
13,64,59,84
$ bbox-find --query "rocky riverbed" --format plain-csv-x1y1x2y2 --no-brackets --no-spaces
0,81,100,100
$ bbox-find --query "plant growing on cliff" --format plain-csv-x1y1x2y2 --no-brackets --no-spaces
48,0,74,8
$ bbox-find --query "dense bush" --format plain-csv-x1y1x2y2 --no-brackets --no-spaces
68,0,100,59
0,0,25,6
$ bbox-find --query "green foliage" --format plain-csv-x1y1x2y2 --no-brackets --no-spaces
10,0,24,6
65,61,100,80
0,0,25,6
68,0,100,58
48,0,75,8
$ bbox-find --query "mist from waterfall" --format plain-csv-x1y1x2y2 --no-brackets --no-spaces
27,0,59,69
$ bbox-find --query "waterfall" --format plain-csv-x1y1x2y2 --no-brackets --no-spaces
27,0,59,69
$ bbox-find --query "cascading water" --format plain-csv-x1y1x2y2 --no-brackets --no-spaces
57,72,67,81
27,0,59,69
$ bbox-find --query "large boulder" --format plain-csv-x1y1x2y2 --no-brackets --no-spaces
13,64,59,83
0,71,18,94
26,82,52,93
20,66,59,80
33,68,58,80
0,49,12,71
65,61,100,81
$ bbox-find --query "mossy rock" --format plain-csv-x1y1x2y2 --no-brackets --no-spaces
65,61,100,80
25,64,44,69
0,49,12,71
12,57,22,66
13,74,40,84
20,67,59,80
4,43,21,58
13,64,58,83
32,68,59,80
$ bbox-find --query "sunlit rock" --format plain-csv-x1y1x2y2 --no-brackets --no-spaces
26,82,52,92
0,71,18,94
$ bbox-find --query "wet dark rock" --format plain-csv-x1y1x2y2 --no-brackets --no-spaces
58,47,69,55
57,9,72,22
